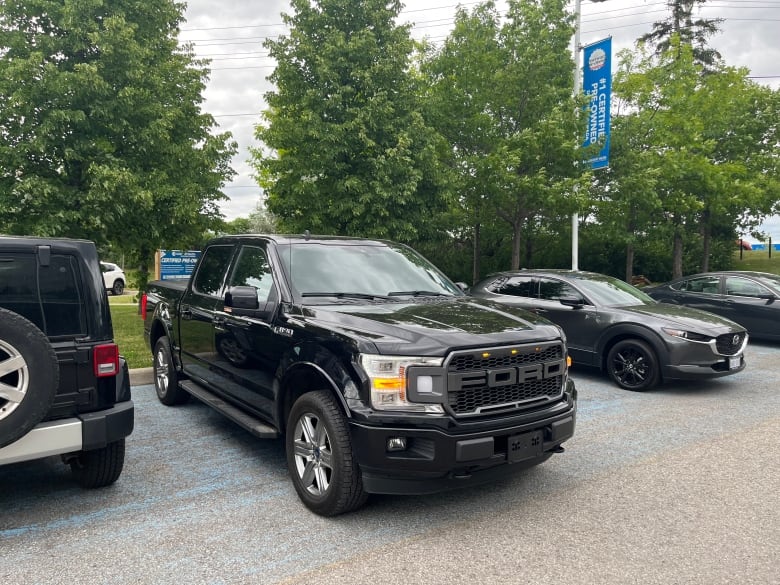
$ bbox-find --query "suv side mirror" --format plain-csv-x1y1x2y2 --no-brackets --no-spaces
559,296,586,308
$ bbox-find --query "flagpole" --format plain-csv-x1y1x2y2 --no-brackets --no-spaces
572,0,582,271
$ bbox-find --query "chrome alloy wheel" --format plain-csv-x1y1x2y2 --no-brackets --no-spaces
292,412,333,497
0,339,29,421
155,345,170,394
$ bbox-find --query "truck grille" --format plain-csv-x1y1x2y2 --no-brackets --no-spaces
715,332,746,356
445,342,565,416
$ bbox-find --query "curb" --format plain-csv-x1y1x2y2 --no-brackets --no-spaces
129,367,154,387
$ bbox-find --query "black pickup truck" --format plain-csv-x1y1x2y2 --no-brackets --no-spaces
142,235,576,515
0,236,134,487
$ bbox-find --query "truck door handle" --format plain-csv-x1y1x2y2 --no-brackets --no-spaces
213,316,226,326
181,308,193,320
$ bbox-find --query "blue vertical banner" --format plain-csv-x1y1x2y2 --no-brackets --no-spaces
582,37,612,170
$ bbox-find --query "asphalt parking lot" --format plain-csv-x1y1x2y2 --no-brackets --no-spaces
2,342,779,585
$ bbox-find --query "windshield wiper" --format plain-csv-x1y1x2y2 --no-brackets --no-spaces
301,292,393,300
388,290,451,297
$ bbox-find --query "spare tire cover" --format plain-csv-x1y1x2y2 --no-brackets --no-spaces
0,308,60,448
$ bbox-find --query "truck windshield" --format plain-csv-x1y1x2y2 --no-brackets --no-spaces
281,242,462,300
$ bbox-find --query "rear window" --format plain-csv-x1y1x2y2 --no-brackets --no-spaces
0,252,87,338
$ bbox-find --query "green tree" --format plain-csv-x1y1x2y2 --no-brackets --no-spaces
222,200,279,234
0,0,237,288
611,40,779,278
253,0,450,242
424,0,586,273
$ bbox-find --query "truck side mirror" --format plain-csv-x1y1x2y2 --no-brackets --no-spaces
225,286,260,310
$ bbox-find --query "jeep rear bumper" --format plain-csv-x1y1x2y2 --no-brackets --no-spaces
0,401,134,466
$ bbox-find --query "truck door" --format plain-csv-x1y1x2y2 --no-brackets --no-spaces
212,244,280,419
179,244,235,386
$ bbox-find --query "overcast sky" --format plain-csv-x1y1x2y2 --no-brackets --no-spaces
180,0,780,239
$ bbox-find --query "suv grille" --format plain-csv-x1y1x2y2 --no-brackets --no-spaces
715,332,746,356
446,343,565,416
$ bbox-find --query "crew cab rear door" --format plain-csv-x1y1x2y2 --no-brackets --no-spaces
178,244,235,384
211,243,281,419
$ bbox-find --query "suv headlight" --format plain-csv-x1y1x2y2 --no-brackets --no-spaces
359,354,444,413
662,328,712,342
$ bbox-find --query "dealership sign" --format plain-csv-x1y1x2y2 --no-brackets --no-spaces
582,37,612,170
159,250,201,280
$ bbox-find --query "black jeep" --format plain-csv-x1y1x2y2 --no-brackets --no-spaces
0,236,134,487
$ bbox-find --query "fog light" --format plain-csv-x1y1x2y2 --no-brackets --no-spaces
387,437,407,452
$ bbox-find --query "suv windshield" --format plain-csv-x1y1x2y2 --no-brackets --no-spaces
574,274,656,307
281,241,462,300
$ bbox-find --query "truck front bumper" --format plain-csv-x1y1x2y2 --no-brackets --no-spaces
0,400,134,466
349,390,576,495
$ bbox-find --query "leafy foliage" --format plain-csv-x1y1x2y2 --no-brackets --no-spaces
423,0,587,274
0,0,237,287
253,0,451,242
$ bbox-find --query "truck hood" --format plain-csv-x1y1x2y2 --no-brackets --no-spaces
617,303,744,334
299,297,564,355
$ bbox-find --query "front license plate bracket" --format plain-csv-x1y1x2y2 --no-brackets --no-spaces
507,430,544,463
728,356,741,370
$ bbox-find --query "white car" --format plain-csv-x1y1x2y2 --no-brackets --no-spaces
100,261,126,295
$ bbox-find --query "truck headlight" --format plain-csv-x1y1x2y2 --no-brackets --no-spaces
359,354,444,413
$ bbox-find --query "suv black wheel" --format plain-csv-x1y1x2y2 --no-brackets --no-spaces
111,279,125,296
69,439,125,488
607,339,660,391
154,337,188,405
0,308,60,448
286,390,367,516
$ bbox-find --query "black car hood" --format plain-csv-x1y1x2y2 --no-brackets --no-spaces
300,297,564,355
616,303,744,334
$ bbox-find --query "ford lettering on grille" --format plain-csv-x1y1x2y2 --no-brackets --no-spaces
448,359,565,392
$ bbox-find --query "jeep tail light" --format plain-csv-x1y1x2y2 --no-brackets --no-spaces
94,343,120,377
140,293,148,320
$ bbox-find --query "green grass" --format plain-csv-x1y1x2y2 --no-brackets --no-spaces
108,293,152,370
732,249,780,274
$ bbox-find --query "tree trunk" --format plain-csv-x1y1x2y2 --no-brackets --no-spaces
672,230,684,279
511,221,522,270
700,208,711,272
625,243,635,283
472,223,481,285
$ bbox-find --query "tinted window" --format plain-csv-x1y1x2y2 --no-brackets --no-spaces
228,246,275,303
538,278,578,301
491,277,537,297
192,245,234,296
0,253,86,337
725,277,769,297
675,276,720,294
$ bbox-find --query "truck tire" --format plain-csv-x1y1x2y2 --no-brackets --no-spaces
153,337,189,405
607,338,660,391
286,390,367,516
69,439,125,488
0,308,59,448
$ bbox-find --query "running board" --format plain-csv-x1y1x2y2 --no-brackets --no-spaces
180,380,279,439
